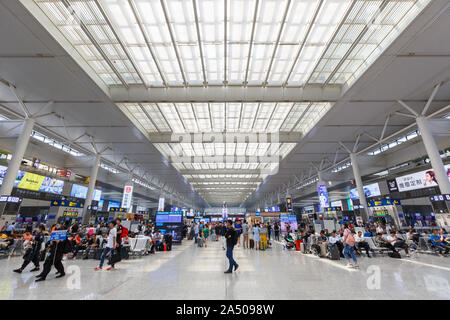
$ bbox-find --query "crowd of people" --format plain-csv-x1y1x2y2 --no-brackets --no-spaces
291,222,450,268
187,219,282,251
5,219,183,282
3,217,449,279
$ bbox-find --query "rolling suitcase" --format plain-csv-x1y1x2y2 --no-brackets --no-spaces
329,245,340,260
198,238,204,247
260,240,266,251
249,239,254,249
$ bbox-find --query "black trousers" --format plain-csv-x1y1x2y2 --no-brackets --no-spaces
434,243,450,254
387,242,409,254
40,252,64,278
73,245,86,258
21,249,40,269
335,242,345,257
357,242,371,256
275,231,279,241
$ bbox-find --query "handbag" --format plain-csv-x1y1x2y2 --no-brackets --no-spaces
108,250,122,265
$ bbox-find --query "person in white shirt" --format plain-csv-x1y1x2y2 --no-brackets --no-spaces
386,231,409,257
327,231,344,257
376,224,384,234
95,221,117,271
355,231,372,257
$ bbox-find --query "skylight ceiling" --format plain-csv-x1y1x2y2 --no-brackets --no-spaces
31,0,431,205
117,102,331,204
34,0,430,87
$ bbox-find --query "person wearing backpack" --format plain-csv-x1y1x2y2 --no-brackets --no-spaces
224,220,239,274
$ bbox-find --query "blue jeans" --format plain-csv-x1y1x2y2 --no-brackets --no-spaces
99,247,115,268
194,233,198,243
343,244,357,263
226,246,238,271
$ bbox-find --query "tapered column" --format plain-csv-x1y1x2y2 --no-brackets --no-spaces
82,154,100,224
0,118,35,196
349,153,369,222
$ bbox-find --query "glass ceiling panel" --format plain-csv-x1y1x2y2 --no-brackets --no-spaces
309,0,430,85
34,0,429,88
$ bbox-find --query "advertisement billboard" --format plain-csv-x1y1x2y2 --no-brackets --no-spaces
70,184,101,201
1,166,65,194
349,182,381,200
121,185,133,209
318,184,329,211
394,164,450,192
39,177,64,194
158,197,165,211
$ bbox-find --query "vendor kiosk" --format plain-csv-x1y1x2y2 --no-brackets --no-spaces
0,196,23,226
47,199,84,226
367,199,403,229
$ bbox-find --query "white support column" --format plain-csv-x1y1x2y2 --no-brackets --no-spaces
0,118,35,196
82,154,101,224
349,153,369,222
416,116,450,194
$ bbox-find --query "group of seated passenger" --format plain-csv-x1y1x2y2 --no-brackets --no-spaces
298,224,449,258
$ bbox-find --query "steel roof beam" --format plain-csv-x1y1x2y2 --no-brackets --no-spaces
109,85,342,103
147,132,301,143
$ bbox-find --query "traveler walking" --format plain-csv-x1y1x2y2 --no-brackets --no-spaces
224,220,238,273
342,224,359,268
94,221,117,271
14,225,44,273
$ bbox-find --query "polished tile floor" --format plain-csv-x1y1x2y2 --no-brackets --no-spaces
1,239,449,299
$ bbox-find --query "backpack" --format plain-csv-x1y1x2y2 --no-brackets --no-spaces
388,251,401,259
121,226,129,238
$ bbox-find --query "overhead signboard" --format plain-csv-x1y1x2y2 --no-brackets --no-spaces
51,199,84,208
367,199,401,207
429,194,450,202
394,165,450,192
